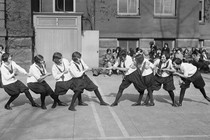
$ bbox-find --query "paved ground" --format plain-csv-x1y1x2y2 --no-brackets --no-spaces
0,72,210,140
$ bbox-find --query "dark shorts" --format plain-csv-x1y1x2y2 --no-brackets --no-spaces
73,74,98,93
152,75,175,91
119,70,146,92
27,81,54,96
3,80,28,96
180,70,205,89
54,79,75,95
142,73,155,89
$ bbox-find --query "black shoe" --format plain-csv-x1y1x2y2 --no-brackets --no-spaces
51,102,57,108
68,106,76,111
205,97,210,102
177,103,182,106
41,105,47,110
78,102,88,106
146,102,155,106
58,102,68,106
131,102,141,106
110,102,118,107
142,102,149,106
100,102,109,106
32,103,41,107
4,104,12,110
172,103,178,107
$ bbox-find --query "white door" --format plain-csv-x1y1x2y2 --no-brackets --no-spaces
34,14,82,71
82,31,99,68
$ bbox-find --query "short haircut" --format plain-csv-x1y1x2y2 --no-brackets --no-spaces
119,49,127,59
72,51,81,62
53,52,62,61
34,54,44,64
173,58,182,65
1,53,10,62
135,54,144,65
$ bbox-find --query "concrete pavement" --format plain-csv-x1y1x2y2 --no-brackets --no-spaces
0,72,210,140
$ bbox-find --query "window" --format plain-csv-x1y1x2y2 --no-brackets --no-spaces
117,0,139,15
118,39,139,52
154,0,176,16
199,0,204,23
32,0,42,12
54,0,75,12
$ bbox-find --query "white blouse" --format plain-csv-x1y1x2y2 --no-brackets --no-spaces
69,59,89,78
52,58,73,82
27,63,47,83
1,61,27,85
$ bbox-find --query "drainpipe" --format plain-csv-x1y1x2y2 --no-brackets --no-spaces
4,0,8,52
31,0,35,63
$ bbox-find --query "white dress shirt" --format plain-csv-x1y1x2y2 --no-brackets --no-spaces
154,59,173,77
27,63,47,83
1,61,27,85
52,58,73,81
113,55,136,75
69,59,89,78
179,63,197,78
140,59,154,76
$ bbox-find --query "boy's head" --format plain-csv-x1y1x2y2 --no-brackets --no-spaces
53,52,62,65
172,58,182,69
34,54,44,65
2,53,12,63
72,51,81,63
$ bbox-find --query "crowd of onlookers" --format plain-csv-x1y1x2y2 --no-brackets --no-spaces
100,42,210,76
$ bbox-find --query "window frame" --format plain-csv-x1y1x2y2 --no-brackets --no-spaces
117,38,139,52
117,0,140,16
32,0,42,12
53,0,76,13
154,0,176,17
199,0,205,23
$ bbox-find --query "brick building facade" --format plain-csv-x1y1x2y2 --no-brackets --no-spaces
0,0,210,68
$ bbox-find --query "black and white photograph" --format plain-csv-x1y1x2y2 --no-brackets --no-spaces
0,0,210,140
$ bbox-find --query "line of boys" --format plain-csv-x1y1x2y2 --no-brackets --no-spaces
1,50,210,111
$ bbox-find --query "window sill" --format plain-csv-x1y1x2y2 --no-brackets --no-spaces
116,15,141,18
153,15,177,19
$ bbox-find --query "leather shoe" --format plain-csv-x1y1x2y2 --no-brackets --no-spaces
177,103,182,106
100,102,109,106
41,105,47,110
51,102,57,108
32,103,40,107
110,102,118,107
205,97,210,102
78,102,88,106
58,102,68,106
68,107,76,111
4,104,12,110
146,102,155,106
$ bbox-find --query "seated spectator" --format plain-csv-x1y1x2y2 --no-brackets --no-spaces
183,48,190,62
174,48,183,60
103,48,114,76
161,43,170,54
